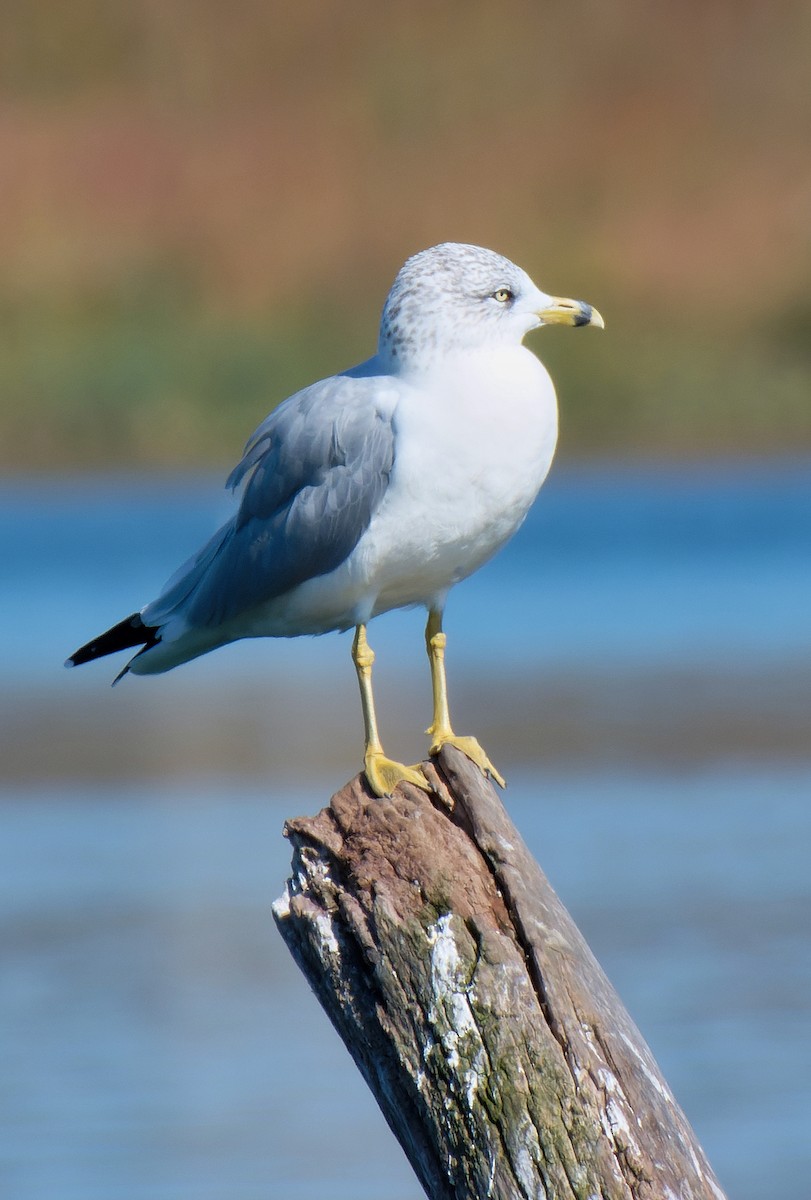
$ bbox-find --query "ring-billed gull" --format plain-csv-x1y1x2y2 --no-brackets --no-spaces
67,243,603,796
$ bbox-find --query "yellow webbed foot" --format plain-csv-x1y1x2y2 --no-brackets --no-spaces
428,732,506,789
364,750,430,798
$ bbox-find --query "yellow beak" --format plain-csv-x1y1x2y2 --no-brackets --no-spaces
537,297,605,329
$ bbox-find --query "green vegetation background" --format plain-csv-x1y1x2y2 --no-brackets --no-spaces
3,1,810,471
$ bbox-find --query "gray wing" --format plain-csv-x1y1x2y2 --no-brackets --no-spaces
143,372,397,629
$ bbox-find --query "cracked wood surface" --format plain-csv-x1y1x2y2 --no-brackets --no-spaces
273,745,728,1200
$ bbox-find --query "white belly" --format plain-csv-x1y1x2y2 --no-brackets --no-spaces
261,344,558,634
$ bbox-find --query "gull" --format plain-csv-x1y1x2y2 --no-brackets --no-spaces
67,243,603,796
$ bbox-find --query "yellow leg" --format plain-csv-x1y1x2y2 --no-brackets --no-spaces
352,625,428,797
424,608,506,788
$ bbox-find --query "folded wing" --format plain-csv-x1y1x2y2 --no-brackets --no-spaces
144,372,398,632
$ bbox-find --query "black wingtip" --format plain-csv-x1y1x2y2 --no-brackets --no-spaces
111,660,132,687
67,612,158,669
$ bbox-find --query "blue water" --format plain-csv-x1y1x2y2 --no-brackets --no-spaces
1,462,810,1199
5,458,811,680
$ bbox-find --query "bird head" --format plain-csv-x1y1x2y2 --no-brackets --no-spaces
378,242,603,370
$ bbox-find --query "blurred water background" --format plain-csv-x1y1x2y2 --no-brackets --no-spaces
3,465,810,1200
2,4,811,1199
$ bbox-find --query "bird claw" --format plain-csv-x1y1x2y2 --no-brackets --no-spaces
428,733,506,789
364,751,430,798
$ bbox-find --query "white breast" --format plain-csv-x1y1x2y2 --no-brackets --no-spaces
357,344,557,614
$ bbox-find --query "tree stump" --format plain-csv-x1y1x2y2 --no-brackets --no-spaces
273,745,728,1200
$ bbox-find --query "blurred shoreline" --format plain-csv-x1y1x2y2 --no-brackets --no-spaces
8,659,810,787
3,5,811,468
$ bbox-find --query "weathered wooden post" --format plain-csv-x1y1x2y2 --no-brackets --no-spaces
273,745,727,1200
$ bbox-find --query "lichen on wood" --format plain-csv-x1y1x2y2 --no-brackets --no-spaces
273,746,728,1200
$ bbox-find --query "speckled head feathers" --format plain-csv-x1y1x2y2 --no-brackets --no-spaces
378,243,541,368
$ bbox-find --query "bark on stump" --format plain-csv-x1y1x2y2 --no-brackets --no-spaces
273,745,728,1200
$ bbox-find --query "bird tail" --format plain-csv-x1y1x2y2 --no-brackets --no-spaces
65,613,159,683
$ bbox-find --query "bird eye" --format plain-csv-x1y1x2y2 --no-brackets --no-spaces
493,287,513,304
